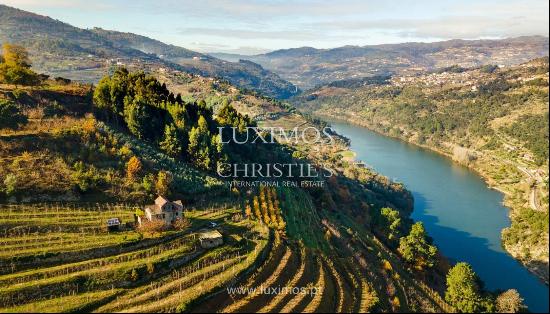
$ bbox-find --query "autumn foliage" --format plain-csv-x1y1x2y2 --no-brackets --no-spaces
126,156,142,181
244,186,285,230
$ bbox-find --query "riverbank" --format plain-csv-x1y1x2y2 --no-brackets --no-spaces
327,119,549,311
315,112,549,285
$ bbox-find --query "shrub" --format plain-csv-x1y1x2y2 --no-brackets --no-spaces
0,99,27,130
138,219,166,236
3,173,17,196
496,289,525,313
173,217,191,231
43,101,65,118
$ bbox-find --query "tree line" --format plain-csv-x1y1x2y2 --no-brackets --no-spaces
92,68,280,173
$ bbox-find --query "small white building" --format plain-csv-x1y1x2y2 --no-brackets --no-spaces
138,196,184,227
198,230,223,249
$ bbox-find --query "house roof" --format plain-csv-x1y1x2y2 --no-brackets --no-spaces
147,196,184,213
155,196,169,206
199,230,223,240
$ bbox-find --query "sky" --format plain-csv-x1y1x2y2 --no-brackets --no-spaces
1,0,548,54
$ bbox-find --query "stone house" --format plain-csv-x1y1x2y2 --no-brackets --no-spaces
137,196,184,227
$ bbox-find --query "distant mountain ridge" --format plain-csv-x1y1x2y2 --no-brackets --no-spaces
0,4,299,99
212,36,549,89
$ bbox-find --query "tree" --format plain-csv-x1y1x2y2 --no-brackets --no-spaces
1,64,39,86
445,262,485,313
93,76,113,112
155,171,172,196
380,207,401,240
138,218,166,237
160,124,182,157
0,44,39,86
123,96,150,140
398,222,437,269
0,99,27,130
109,68,129,116
126,156,142,181
71,162,100,193
188,115,212,170
142,173,155,194
2,44,31,68
496,289,525,313
173,217,191,231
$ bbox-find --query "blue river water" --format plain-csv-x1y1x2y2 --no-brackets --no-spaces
328,120,549,312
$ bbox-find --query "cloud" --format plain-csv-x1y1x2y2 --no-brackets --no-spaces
131,0,389,19
308,0,549,40
319,15,549,40
2,0,547,51
179,27,324,41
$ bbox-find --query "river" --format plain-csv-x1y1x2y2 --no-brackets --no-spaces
328,120,549,312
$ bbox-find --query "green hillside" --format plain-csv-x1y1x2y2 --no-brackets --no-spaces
294,58,550,282
0,4,298,99
0,39,531,313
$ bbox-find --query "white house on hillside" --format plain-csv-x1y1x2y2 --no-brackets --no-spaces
138,196,184,227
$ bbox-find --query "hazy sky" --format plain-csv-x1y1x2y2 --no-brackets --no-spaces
1,0,548,54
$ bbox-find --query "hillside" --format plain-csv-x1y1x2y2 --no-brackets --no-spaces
0,32,537,312
0,55,465,312
214,36,549,89
0,4,298,99
294,58,550,282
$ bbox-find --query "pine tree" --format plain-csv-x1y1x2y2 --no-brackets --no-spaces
188,115,212,170
398,222,437,269
445,263,485,313
160,124,182,157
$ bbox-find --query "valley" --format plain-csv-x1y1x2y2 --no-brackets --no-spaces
0,3,548,313
293,58,550,284
0,53,453,312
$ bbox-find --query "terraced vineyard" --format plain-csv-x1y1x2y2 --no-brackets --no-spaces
186,188,454,313
0,189,453,313
0,203,271,313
